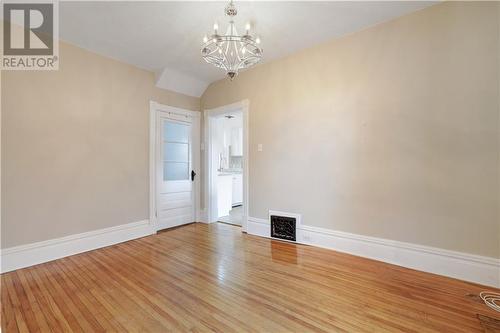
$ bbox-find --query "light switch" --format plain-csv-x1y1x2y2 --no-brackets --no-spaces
257,144,263,152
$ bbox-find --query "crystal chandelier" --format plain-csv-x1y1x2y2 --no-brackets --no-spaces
201,1,263,80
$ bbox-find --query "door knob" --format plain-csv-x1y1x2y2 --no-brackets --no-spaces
191,170,196,181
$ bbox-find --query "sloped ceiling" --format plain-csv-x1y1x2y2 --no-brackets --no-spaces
59,1,436,97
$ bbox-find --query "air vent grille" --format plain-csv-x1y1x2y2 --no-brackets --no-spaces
270,215,296,242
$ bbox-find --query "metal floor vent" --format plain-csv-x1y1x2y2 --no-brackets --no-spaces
270,214,296,242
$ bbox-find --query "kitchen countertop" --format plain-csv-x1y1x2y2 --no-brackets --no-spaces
218,169,242,176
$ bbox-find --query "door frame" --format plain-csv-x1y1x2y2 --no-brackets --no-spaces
149,101,201,232
204,100,249,232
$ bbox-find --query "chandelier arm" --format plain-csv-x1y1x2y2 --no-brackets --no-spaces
231,41,240,70
235,59,247,70
237,42,245,63
223,42,231,64
218,47,230,72
204,54,222,63
244,49,258,57
239,56,259,69
204,48,220,57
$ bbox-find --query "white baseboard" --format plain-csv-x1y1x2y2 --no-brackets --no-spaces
247,217,270,236
247,217,500,288
1,220,154,273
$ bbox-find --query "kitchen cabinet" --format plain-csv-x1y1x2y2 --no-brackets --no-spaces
230,127,243,156
217,174,232,217
231,173,243,206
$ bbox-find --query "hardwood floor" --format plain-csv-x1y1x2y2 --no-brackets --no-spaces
2,222,499,332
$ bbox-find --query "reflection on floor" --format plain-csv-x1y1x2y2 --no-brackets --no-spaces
2,223,494,332
218,205,242,226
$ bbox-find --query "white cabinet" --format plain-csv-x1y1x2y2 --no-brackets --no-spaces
231,173,243,206
230,127,243,156
217,174,233,217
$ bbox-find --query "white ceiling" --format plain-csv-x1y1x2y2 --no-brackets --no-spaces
59,1,436,96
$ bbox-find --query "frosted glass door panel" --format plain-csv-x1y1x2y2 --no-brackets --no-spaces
163,122,189,143
162,119,191,181
164,142,188,162
163,162,189,181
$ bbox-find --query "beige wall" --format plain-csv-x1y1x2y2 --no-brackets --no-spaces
497,2,500,259
202,2,500,258
1,41,199,248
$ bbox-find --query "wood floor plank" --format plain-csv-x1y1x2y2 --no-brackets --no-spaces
54,257,127,332
48,260,114,332
3,274,31,333
157,226,471,332
106,242,300,332
68,254,166,332
132,234,365,332
12,271,51,333
1,222,499,332
61,257,141,332
1,275,21,333
87,251,193,332
28,265,81,332
38,263,103,332
97,247,260,332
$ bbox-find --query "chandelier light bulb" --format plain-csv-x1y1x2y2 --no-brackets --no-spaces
245,22,251,33
256,36,261,44
213,22,219,32
203,35,208,43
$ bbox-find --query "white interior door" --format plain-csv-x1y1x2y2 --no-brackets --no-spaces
157,115,195,230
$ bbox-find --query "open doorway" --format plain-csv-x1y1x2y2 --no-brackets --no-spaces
214,112,243,226
205,100,248,231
